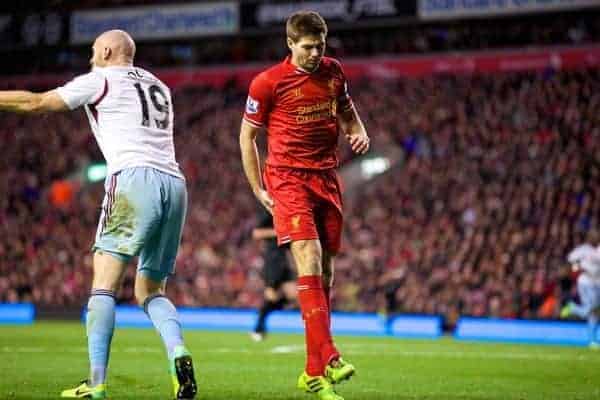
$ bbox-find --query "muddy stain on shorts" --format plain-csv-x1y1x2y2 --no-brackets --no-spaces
105,194,136,249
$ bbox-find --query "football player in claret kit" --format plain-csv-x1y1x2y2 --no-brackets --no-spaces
0,30,196,399
239,10,370,400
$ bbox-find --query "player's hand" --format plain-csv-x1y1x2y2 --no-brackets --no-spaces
255,188,274,214
346,132,370,154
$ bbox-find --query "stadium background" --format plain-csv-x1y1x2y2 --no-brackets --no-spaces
1,0,600,339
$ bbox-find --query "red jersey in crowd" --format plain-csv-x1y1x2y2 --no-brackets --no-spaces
243,56,353,170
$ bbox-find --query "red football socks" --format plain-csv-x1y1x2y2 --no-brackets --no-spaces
297,275,340,376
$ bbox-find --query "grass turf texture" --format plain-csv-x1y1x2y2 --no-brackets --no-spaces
0,321,598,399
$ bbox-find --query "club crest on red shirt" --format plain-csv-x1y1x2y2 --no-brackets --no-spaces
291,215,301,230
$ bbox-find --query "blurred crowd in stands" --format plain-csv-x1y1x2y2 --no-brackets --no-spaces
1,63,598,326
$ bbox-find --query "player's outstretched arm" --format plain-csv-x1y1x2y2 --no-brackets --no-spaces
0,90,68,114
239,119,274,213
338,106,369,154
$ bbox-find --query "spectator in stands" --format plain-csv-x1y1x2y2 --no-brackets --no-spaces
2,66,600,327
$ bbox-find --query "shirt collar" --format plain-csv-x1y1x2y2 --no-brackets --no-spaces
284,55,320,75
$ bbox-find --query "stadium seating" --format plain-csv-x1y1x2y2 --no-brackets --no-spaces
1,67,598,327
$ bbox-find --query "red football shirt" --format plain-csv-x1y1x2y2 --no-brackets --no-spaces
243,56,354,170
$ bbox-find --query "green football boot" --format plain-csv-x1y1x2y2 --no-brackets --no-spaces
560,302,574,318
60,380,106,399
169,346,197,399
297,372,344,400
325,358,355,384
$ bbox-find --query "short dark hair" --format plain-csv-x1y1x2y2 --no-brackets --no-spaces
286,10,328,43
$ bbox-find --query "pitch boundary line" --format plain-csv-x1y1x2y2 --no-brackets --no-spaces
2,345,596,362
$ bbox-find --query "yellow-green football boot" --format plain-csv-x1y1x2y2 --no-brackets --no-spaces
169,346,197,399
325,358,355,384
297,372,344,400
60,380,106,399
560,302,574,318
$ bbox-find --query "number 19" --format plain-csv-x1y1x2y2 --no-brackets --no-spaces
133,83,170,130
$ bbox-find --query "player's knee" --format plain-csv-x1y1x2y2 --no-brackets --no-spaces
92,251,126,292
264,287,279,302
91,278,121,293
291,240,322,275
134,284,162,306
281,281,297,300
134,273,165,306
134,288,148,306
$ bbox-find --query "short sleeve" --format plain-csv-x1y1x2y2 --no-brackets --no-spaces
56,71,106,110
243,73,272,127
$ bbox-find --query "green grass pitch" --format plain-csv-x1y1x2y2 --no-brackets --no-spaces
0,321,598,399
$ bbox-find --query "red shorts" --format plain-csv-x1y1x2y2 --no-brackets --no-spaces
263,165,343,253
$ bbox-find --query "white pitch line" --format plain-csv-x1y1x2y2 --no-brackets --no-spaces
1,346,46,353
2,345,597,362
271,345,303,353
269,345,597,362
123,347,161,353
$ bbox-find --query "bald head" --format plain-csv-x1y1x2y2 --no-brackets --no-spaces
90,30,136,68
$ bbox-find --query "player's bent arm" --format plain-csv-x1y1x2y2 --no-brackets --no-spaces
239,119,264,194
240,119,274,212
0,90,69,114
338,106,370,154
252,227,277,240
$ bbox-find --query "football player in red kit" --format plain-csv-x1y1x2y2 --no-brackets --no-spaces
239,10,369,400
